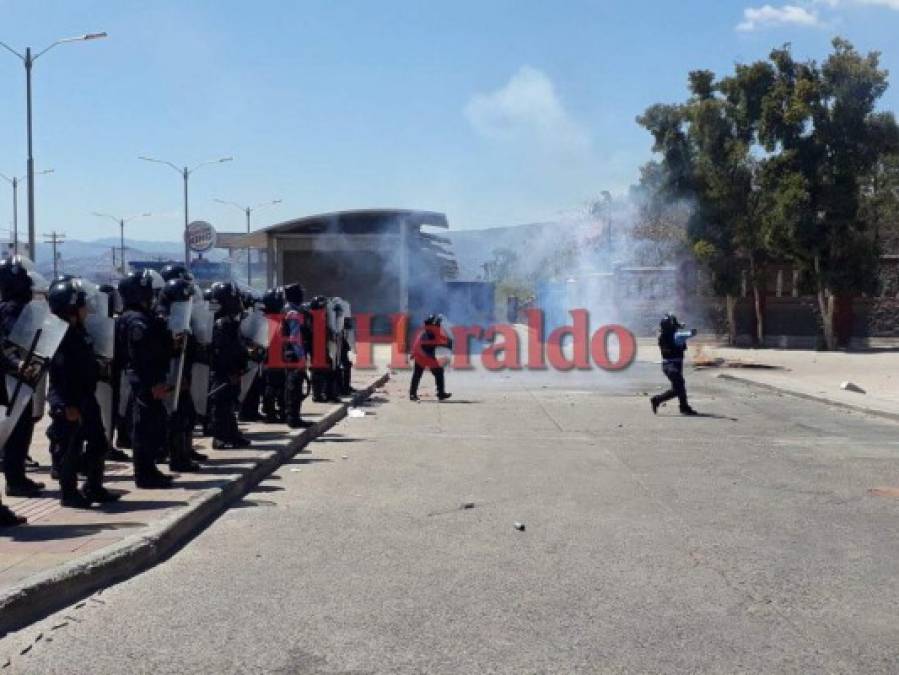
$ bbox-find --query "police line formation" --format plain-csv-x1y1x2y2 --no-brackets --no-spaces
0,256,358,528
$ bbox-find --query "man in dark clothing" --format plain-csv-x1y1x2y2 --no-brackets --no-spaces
282,284,313,428
46,278,121,507
409,314,453,402
119,270,175,489
209,281,250,448
650,313,698,416
0,256,44,498
158,279,202,472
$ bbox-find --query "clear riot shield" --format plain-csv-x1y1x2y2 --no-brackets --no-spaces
0,376,34,448
326,299,342,364
190,362,210,416
7,300,69,360
31,372,47,420
238,363,260,404
191,300,214,346
240,309,270,348
168,298,194,336
96,381,114,443
85,302,115,361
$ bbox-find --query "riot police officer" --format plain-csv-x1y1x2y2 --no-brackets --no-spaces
0,256,45,497
160,263,193,284
308,295,333,403
282,283,312,428
158,279,201,472
209,281,250,448
47,278,121,507
650,313,698,416
260,287,286,424
119,270,174,488
97,283,130,463
409,314,453,402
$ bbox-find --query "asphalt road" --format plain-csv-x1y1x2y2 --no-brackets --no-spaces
3,363,899,673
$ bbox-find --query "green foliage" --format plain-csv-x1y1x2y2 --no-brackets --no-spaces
637,36,899,343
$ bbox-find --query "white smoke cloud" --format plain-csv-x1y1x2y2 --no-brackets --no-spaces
736,4,824,31
464,66,591,155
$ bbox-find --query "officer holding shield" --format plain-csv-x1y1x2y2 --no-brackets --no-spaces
209,281,250,448
282,283,313,428
260,287,286,423
158,279,202,472
47,278,121,507
0,256,45,497
119,271,174,489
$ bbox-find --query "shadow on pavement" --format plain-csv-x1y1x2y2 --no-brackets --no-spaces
2,521,144,541
100,500,188,514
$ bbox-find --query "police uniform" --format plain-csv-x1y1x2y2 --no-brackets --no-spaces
0,298,40,495
410,317,452,401
47,323,116,504
282,301,312,428
210,313,248,446
651,315,697,415
122,306,174,487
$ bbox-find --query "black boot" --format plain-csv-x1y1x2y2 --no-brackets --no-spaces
170,432,201,472
0,504,25,527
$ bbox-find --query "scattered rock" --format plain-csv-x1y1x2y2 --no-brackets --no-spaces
840,381,866,394
341,455,349,460
461,502,475,510
514,522,526,532
289,468,302,472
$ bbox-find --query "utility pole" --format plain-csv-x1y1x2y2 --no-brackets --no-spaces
92,211,151,274
139,156,233,269
213,197,281,286
43,231,65,278
0,32,107,263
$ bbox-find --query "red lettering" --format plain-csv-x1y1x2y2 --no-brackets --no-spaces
591,324,636,371
546,310,590,371
354,313,409,370
481,324,521,371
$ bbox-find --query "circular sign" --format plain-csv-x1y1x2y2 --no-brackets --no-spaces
186,221,217,253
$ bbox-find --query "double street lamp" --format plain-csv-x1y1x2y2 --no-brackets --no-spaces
0,168,53,255
0,32,107,262
139,156,233,268
91,211,153,274
214,198,281,286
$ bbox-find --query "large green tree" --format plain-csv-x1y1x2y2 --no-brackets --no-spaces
759,39,899,348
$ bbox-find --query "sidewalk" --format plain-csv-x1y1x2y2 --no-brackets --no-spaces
690,345,899,420
0,369,389,634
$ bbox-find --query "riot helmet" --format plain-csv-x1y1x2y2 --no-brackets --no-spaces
0,255,34,302
160,263,193,282
262,287,285,315
309,294,327,310
210,281,241,316
283,283,305,305
48,278,88,319
660,313,683,333
423,313,443,327
118,270,156,309
160,278,193,309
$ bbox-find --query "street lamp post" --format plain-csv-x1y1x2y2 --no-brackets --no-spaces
139,156,233,268
91,211,152,274
0,169,52,256
0,32,107,263
214,198,281,286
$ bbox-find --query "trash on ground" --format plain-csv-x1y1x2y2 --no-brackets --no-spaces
693,357,786,370
514,522,526,531
461,502,475,510
840,381,866,394
347,408,366,418
290,468,302,472
341,455,349,460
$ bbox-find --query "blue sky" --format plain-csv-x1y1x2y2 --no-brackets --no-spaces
0,0,897,241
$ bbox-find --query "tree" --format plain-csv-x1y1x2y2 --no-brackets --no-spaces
759,39,899,348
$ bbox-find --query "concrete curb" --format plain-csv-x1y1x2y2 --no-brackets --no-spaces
0,371,390,636
714,372,899,424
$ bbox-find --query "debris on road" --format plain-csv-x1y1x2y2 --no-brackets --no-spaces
693,356,785,371
840,381,866,394
347,408,366,418
341,455,349,460
514,522,526,531
461,502,475,510
289,468,302,472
